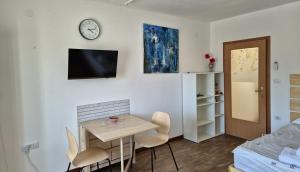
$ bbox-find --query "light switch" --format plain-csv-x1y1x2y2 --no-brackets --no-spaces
273,61,279,71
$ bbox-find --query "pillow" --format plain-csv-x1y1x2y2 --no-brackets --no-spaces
293,118,300,125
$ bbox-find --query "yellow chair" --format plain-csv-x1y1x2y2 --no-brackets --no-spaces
65,128,112,172
134,112,179,171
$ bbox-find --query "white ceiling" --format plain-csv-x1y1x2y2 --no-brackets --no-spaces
100,0,299,21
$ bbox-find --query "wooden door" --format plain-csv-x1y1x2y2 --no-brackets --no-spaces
224,37,270,140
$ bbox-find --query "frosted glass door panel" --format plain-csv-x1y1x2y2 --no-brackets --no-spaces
232,82,259,122
231,48,259,123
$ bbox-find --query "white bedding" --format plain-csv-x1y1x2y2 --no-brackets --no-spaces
233,124,300,172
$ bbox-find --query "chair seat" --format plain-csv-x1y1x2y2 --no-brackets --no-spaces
135,135,168,148
72,148,109,168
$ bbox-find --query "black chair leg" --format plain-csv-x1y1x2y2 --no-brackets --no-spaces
168,142,179,171
107,158,112,172
153,147,156,160
97,162,100,170
67,162,71,172
130,141,135,168
150,148,154,172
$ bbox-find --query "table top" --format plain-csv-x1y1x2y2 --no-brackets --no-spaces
82,114,158,142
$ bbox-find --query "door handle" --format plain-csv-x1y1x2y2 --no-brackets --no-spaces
255,86,264,95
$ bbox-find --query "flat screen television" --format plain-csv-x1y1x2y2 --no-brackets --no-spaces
68,49,118,79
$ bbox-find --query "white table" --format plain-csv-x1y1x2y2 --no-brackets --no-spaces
82,115,158,172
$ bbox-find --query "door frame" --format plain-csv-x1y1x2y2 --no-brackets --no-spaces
223,36,271,134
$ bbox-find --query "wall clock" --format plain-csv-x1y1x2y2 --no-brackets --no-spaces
79,19,101,40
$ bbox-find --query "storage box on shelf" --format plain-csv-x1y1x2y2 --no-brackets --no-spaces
182,72,225,143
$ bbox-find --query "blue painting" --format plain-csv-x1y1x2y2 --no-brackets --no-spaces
143,24,179,73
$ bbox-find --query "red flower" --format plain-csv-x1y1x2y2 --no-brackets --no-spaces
204,53,210,59
209,57,216,64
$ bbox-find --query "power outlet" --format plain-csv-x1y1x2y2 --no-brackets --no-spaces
22,141,39,154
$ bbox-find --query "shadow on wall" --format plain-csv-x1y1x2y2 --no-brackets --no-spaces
0,6,45,172
0,24,24,171
0,126,8,172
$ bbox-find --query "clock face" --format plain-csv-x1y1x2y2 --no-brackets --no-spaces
79,19,100,40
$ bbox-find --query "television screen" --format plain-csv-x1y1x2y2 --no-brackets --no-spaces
68,49,118,79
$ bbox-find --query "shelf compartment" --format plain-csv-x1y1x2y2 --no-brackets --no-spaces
215,114,224,118
215,95,224,102
215,101,224,104
197,120,214,127
215,94,224,97
197,102,215,107
215,100,224,117
215,132,224,137
197,134,214,142
197,95,214,100
197,123,215,143
196,74,215,97
197,94,224,100
215,115,225,135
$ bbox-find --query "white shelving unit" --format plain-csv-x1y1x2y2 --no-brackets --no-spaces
182,72,225,143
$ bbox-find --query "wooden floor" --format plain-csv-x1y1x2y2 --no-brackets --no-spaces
97,134,245,172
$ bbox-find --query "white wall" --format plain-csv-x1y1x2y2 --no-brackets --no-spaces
0,128,8,172
211,1,300,131
0,0,27,171
0,0,210,171
5,1,300,171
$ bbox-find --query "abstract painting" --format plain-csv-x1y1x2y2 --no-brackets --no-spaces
143,24,179,73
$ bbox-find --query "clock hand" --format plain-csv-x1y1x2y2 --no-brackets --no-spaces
88,28,94,33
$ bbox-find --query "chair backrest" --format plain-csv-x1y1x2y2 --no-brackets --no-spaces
66,128,78,162
152,112,171,137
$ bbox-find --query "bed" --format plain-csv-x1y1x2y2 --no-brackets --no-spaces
231,123,300,172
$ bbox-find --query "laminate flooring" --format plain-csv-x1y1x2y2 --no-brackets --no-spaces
76,134,245,172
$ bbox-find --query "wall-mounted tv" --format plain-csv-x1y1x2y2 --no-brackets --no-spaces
68,49,118,79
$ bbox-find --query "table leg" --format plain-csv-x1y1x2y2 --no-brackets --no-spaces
131,136,136,164
124,136,135,172
120,137,124,172
80,127,90,172
130,136,133,160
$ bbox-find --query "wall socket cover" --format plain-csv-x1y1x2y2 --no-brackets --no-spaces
22,141,39,154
